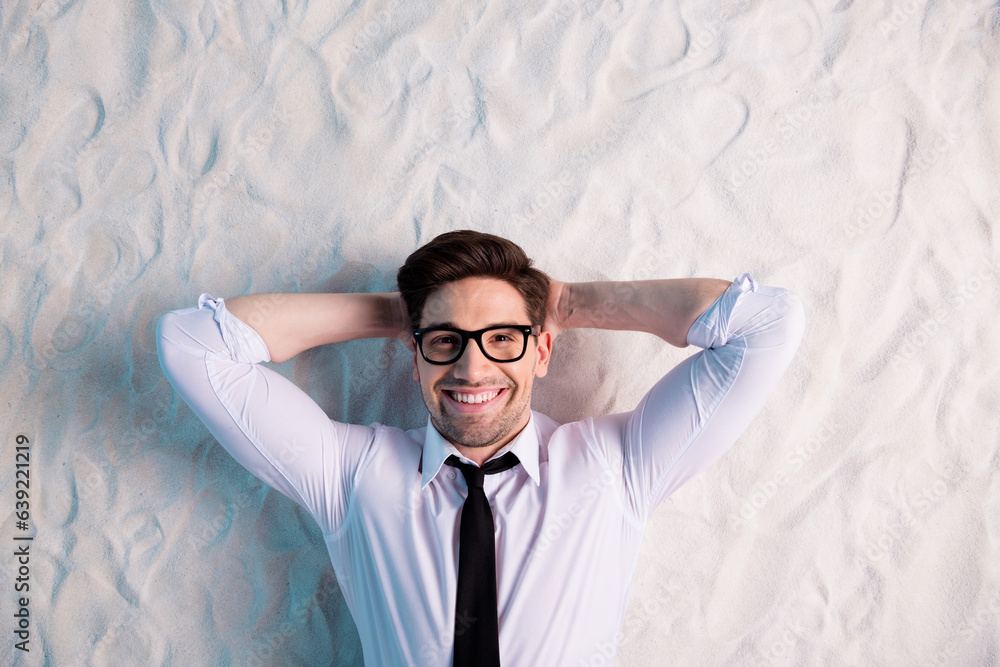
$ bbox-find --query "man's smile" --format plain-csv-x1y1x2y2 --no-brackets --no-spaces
441,387,509,413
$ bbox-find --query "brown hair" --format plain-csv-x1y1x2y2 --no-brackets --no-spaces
397,230,550,329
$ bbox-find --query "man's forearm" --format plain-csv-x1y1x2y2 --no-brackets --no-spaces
225,292,407,363
556,278,732,348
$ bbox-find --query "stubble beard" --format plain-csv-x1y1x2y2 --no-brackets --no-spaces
423,376,534,449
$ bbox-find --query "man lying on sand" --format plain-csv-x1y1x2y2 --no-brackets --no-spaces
156,230,804,666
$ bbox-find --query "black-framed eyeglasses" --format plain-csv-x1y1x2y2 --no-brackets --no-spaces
412,325,539,365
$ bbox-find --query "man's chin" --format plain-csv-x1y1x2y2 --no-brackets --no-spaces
432,408,532,450
433,419,505,450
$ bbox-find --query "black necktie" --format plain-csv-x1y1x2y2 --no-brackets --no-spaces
445,451,520,667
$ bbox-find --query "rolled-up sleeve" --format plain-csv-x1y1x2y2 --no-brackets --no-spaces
156,294,368,533
592,274,806,522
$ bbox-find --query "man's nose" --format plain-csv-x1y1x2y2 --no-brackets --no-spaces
451,339,493,380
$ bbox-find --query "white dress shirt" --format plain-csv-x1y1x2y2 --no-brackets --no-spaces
156,273,804,666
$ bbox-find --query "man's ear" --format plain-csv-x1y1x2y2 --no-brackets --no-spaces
412,346,420,383
533,331,553,378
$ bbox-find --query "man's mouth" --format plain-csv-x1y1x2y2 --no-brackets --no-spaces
441,388,508,411
446,389,501,404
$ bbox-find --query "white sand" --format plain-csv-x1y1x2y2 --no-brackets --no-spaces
2,0,999,664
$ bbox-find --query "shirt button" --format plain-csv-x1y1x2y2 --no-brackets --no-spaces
448,471,456,480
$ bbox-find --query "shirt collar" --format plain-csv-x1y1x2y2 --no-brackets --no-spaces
420,412,541,489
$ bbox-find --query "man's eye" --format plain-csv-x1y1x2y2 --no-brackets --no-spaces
488,332,519,345
430,335,458,346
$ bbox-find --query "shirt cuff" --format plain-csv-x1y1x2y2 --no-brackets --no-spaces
197,293,272,364
685,273,755,349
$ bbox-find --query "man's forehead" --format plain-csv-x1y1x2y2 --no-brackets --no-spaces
420,278,530,326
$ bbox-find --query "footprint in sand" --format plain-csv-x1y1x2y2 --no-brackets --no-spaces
164,109,220,178
24,90,104,219
30,286,100,366
604,1,688,100
684,87,750,167
849,104,908,182
95,150,158,207
647,87,748,207
119,511,167,589
33,212,148,369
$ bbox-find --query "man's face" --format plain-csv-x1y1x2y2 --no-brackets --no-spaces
412,277,551,450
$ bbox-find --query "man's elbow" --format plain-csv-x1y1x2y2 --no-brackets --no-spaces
776,291,806,350
156,312,189,381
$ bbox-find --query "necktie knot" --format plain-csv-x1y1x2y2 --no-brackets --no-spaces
445,452,520,489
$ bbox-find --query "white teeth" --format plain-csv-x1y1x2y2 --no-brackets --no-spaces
450,390,500,404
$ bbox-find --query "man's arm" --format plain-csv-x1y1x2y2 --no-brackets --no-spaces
544,278,733,346
156,290,409,531
547,274,806,520
225,292,411,363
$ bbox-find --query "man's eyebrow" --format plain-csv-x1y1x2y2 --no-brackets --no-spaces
420,322,524,330
483,322,524,329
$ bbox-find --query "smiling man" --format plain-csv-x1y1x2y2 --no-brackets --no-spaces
156,230,805,666
413,278,543,456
